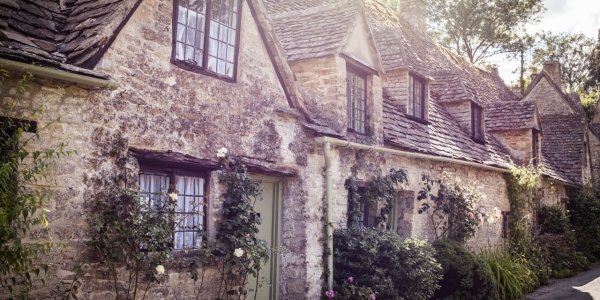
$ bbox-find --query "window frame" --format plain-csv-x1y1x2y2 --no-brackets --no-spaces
346,64,368,135
138,163,208,250
170,0,243,82
408,74,426,120
471,102,485,142
532,129,540,166
501,211,510,239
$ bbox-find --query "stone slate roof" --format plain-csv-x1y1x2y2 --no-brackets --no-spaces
269,1,359,62
383,95,512,167
540,115,585,185
0,0,141,78
485,101,539,132
263,0,344,15
363,0,520,106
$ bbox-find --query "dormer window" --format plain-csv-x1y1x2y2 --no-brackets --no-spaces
471,103,484,141
347,66,367,134
172,0,242,81
408,75,426,119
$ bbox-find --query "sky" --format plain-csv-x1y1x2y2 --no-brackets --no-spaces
493,0,600,85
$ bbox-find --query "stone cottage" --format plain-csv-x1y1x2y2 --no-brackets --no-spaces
0,0,594,298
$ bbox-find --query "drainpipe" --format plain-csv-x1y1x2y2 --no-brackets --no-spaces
323,142,334,291
0,58,119,90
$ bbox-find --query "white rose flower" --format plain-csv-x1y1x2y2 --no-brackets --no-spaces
233,248,244,257
168,192,178,201
217,147,228,158
156,265,165,274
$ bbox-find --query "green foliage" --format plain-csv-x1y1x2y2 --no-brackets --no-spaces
332,226,442,300
432,239,497,300
504,163,540,254
0,68,76,299
520,238,551,286
86,136,172,300
345,151,408,228
479,248,535,299
532,31,596,92
585,29,600,90
569,186,600,261
580,89,598,120
210,152,270,300
427,0,545,64
535,205,590,276
417,173,489,243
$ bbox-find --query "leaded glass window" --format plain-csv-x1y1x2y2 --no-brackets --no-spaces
408,75,425,119
347,68,367,134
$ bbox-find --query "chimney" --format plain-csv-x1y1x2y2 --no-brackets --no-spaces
397,0,427,33
530,67,538,82
487,66,499,77
542,58,563,91
511,85,522,98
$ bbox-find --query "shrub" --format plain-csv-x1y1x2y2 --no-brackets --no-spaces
569,186,600,261
535,205,590,277
480,249,536,300
332,226,441,300
432,239,497,300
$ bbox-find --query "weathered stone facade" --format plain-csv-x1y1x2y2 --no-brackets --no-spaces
0,0,596,299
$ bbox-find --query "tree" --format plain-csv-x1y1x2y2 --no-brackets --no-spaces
532,31,595,92
427,0,545,65
585,29,600,91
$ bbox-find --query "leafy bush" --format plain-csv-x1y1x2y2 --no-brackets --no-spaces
535,233,589,276
332,226,441,300
569,186,600,261
480,249,535,300
536,205,590,277
520,239,551,286
432,239,497,300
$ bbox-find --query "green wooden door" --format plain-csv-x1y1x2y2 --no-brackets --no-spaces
248,176,281,299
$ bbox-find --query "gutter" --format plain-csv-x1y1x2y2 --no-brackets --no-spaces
0,58,119,90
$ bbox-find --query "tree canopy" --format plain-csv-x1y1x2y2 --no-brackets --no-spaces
532,31,595,92
585,29,600,91
427,0,545,65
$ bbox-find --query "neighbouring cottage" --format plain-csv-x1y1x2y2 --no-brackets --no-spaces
0,0,596,299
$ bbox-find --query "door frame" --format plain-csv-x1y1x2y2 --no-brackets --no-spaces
250,174,283,299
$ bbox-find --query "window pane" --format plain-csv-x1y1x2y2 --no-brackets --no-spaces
207,56,216,72
210,21,219,38
139,173,169,209
217,59,226,75
209,38,218,55
178,6,187,22
185,45,195,61
186,25,196,45
226,62,234,77
227,45,234,62
218,42,227,59
176,42,184,60
187,10,197,28
177,23,186,43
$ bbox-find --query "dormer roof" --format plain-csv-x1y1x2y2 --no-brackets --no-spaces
524,71,585,115
485,100,541,132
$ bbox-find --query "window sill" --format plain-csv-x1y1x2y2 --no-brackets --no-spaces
170,59,237,83
405,115,430,125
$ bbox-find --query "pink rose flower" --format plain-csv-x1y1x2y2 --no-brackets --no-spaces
370,294,376,300
468,212,474,219
348,277,353,283
325,290,335,298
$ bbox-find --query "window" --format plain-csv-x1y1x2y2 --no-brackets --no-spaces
172,0,242,80
501,211,510,238
471,103,484,141
139,166,206,250
408,75,425,119
532,130,540,166
347,66,367,134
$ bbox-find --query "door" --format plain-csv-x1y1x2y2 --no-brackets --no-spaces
248,176,282,299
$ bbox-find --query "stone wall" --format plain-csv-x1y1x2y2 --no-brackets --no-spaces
524,77,575,116
442,100,472,134
588,127,600,189
491,129,533,165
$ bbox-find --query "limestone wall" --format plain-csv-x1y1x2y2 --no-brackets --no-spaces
524,77,575,116
442,100,472,134
491,129,533,165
